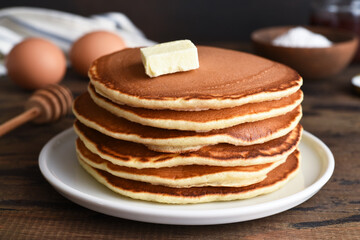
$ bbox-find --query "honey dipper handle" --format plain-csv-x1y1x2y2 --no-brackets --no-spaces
0,107,41,137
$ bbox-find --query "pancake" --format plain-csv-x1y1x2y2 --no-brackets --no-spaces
89,46,302,110
88,84,303,131
74,121,302,169
73,92,302,150
76,138,286,188
78,149,300,204
145,144,203,153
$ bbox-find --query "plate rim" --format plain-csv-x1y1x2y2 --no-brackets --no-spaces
39,127,335,223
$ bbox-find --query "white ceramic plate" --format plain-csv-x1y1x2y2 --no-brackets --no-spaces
39,128,334,225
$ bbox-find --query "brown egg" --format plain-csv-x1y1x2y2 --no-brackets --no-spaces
6,38,66,90
69,31,126,77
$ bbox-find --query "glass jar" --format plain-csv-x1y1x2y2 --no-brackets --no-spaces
310,0,360,61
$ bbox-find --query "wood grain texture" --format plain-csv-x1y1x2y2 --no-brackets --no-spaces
1,44,360,239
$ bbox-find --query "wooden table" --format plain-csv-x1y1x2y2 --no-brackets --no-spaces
1,43,359,239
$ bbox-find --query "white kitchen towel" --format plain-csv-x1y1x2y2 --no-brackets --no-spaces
0,7,156,75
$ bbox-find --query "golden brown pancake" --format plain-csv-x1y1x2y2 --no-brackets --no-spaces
88,84,303,131
78,149,301,204
73,92,302,150
74,120,302,169
76,139,286,188
89,46,302,110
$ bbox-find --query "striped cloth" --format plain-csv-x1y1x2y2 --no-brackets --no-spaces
0,7,156,75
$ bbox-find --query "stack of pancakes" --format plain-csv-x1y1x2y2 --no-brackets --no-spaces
73,46,303,204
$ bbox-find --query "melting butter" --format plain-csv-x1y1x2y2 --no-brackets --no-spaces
140,40,199,78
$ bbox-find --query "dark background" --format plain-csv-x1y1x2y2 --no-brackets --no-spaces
0,0,313,43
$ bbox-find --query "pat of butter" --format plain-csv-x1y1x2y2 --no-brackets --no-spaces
140,40,199,78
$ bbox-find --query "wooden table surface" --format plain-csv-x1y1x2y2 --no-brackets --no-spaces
1,43,360,239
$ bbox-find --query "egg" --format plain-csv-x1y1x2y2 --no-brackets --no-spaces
6,38,66,90
69,31,126,77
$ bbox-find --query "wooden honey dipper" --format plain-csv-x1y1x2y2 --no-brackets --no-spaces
0,84,73,137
